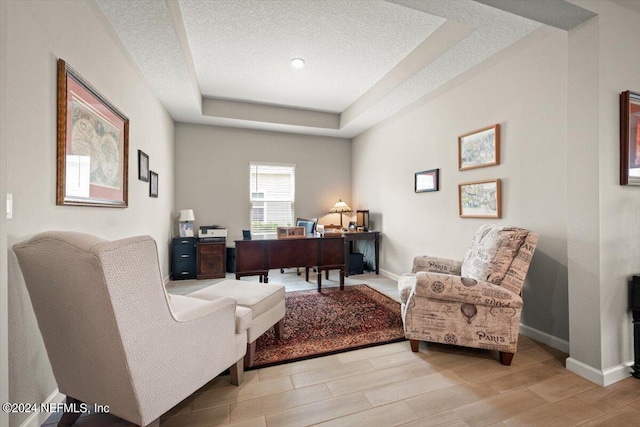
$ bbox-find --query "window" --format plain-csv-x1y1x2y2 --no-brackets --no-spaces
250,162,295,234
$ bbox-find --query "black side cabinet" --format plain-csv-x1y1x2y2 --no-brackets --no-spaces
172,237,197,280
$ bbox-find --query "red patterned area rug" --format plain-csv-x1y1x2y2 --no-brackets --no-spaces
251,284,406,369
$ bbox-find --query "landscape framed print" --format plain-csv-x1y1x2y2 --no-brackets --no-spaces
458,124,500,171
415,168,439,192
56,59,129,207
620,90,640,186
458,179,502,218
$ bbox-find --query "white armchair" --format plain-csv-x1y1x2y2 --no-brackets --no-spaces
13,231,248,427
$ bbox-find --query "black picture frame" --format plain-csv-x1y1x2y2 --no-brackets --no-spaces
620,90,640,186
415,168,439,192
138,150,149,182
149,171,158,197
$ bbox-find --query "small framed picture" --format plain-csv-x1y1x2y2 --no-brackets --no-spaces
415,168,439,192
138,150,149,182
458,124,500,170
149,171,158,198
458,179,501,218
620,90,640,186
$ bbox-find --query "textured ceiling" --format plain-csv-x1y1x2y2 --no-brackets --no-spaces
180,0,444,112
96,0,597,138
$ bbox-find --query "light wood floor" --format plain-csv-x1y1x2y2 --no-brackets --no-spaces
43,272,640,427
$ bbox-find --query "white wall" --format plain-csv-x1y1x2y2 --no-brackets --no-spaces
2,1,176,425
353,26,570,342
566,0,640,384
175,124,351,243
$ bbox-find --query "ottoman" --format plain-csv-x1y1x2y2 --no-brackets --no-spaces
188,280,285,367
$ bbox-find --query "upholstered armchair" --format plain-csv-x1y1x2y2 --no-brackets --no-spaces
13,231,249,427
398,225,538,365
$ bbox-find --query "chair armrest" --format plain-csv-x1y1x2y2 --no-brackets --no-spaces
168,294,237,322
412,256,462,275
168,294,252,334
414,271,522,308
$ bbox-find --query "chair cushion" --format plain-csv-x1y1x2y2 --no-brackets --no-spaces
461,225,529,285
188,280,285,319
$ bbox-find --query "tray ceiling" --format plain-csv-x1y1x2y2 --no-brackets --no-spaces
96,0,596,138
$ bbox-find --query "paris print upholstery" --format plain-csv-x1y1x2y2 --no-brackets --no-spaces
399,225,538,355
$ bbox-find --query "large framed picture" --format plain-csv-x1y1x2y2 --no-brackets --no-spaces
458,179,502,218
458,124,500,170
620,90,640,186
56,59,129,207
415,168,439,192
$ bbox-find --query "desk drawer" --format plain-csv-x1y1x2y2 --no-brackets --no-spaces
173,261,196,280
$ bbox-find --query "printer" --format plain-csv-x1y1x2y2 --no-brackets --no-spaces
198,225,227,240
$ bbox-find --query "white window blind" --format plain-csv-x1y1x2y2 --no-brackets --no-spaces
250,162,295,235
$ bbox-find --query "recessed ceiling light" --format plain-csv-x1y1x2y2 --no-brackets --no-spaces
290,58,305,69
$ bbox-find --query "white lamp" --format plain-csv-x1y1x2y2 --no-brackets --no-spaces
179,209,195,237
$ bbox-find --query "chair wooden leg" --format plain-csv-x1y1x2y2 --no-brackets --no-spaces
410,339,420,352
244,341,256,368
274,319,284,339
499,351,515,366
58,396,83,427
230,358,244,385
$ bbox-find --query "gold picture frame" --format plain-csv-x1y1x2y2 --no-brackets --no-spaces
458,124,500,171
56,59,129,207
458,179,502,218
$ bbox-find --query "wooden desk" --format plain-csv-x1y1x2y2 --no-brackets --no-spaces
343,231,380,276
235,236,345,291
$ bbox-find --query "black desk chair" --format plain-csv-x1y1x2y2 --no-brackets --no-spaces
281,218,317,276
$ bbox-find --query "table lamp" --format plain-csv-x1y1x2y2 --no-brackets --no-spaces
179,209,195,237
329,199,352,228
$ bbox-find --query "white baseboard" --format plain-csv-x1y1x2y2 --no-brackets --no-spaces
19,389,64,427
566,357,633,386
379,269,399,281
519,323,570,353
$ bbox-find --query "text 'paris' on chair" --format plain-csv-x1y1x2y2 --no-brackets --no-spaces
398,224,538,365
13,231,249,427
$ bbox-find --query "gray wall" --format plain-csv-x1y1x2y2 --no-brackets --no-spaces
567,0,640,382
2,1,176,425
353,26,570,342
175,124,352,242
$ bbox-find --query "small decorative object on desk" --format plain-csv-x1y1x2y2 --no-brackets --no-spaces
179,209,195,237
277,226,306,239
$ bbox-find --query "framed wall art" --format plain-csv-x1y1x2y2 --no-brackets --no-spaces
138,150,149,182
56,59,129,207
620,90,640,186
415,168,439,192
149,171,158,197
458,124,500,170
458,179,502,218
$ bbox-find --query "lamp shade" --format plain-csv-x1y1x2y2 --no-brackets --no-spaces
329,199,352,213
179,209,195,222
